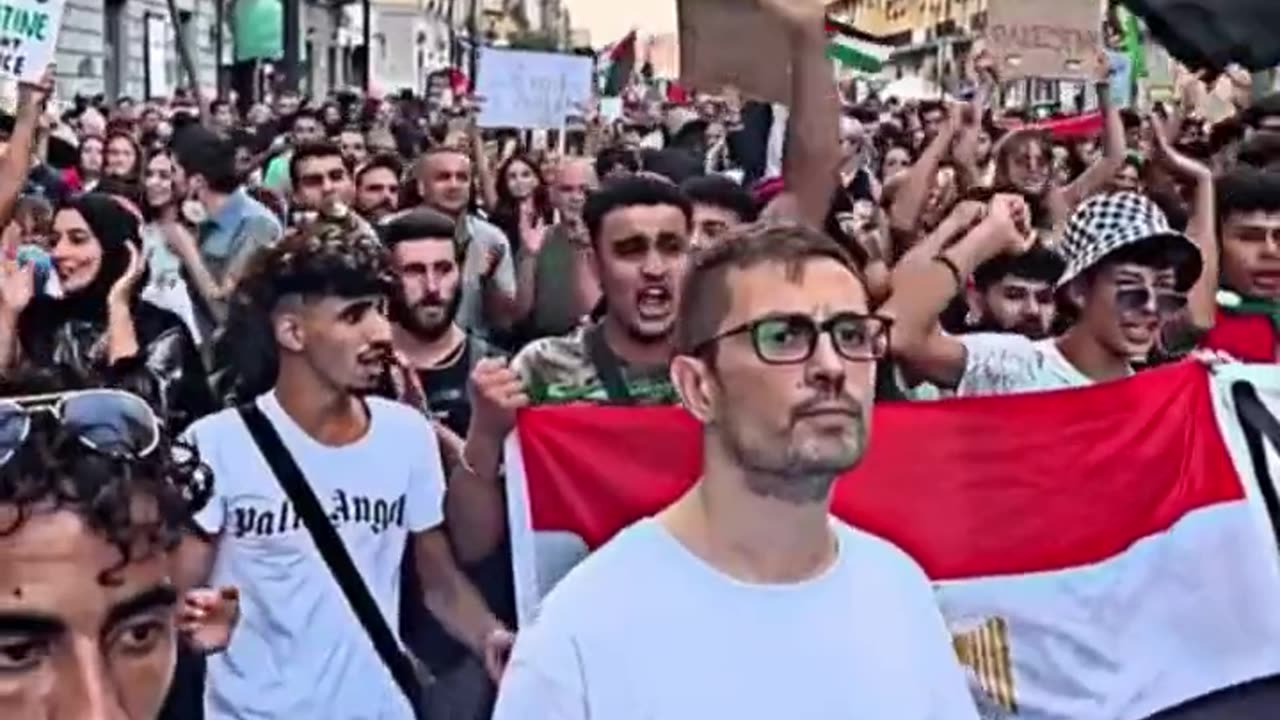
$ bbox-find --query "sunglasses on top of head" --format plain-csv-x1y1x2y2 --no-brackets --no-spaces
0,389,161,466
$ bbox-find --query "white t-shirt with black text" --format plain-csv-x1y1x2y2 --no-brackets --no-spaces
186,392,445,720
492,518,980,720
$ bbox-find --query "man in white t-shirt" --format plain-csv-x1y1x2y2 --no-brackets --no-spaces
174,222,513,719
886,191,1207,397
493,218,979,719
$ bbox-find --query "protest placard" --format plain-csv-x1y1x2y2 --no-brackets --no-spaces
475,48,593,130
678,0,791,103
984,0,1103,80
0,0,67,82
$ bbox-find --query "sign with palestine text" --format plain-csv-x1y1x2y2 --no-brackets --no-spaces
984,0,1102,80
0,0,65,82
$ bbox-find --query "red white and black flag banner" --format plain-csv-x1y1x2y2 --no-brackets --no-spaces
503,363,1280,718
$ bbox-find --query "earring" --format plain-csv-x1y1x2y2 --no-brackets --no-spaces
965,308,981,327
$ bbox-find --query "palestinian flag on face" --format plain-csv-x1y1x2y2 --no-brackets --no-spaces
824,16,895,73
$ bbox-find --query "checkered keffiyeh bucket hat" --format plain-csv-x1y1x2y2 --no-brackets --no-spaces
1056,192,1202,291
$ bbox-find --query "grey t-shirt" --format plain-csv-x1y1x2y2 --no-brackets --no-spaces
456,215,517,339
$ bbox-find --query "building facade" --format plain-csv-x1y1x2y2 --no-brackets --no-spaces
56,0,224,101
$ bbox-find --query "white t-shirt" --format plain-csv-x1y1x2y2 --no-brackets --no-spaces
956,333,1121,397
186,392,445,720
492,518,979,720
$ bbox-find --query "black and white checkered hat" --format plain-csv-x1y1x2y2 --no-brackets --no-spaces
1057,192,1202,290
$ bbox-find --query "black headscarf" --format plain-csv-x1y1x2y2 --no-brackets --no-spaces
44,193,147,322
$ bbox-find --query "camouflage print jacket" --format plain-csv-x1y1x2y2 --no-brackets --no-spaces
511,324,679,406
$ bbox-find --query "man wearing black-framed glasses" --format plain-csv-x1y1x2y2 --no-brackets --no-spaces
493,222,978,719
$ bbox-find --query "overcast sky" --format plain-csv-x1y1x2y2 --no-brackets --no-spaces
563,0,677,45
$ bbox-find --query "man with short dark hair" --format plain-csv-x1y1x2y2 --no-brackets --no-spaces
264,110,326,193
289,140,356,217
355,153,403,223
1199,167,1280,362
493,222,978,719
0,379,237,718
172,127,282,337
680,174,758,248
382,208,513,718
962,245,1066,340
449,175,693,566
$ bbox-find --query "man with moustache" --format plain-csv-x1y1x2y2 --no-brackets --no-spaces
383,208,502,448
492,222,979,719
382,208,513,719
175,222,512,720
355,154,403,224
962,245,1066,340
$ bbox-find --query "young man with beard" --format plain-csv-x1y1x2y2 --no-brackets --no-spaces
888,192,1205,396
492,222,978,719
383,207,513,719
0,376,238,719
174,224,512,719
383,208,502,445
962,245,1066,340
355,153,402,224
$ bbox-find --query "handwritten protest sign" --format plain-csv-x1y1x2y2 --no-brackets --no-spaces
985,0,1102,80
678,0,791,104
0,0,66,82
475,48,593,130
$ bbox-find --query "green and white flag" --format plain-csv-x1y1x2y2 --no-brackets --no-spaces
825,16,895,73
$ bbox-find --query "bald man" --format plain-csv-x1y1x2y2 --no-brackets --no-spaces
525,157,601,338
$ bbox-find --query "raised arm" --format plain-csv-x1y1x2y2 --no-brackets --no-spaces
1055,53,1125,215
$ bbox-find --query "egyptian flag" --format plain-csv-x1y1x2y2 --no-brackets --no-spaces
824,16,895,73
504,363,1280,718
599,30,638,97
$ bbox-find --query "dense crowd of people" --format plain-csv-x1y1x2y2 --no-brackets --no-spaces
0,0,1277,717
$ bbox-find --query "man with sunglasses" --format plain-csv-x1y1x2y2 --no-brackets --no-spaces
0,384,239,719
492,222,978,719
888,192,1203,397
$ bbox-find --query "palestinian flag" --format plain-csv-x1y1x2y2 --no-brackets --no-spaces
599,30,637,97
504,363,1280,717
824,16,895,73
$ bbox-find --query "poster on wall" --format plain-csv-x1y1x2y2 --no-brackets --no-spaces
144,12,169,99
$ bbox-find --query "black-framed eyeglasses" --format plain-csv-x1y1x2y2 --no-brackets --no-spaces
696,312,893,365
0,389,161,466
1115,286,1188,316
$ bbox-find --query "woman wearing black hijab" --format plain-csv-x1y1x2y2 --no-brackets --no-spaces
0,192,214,431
